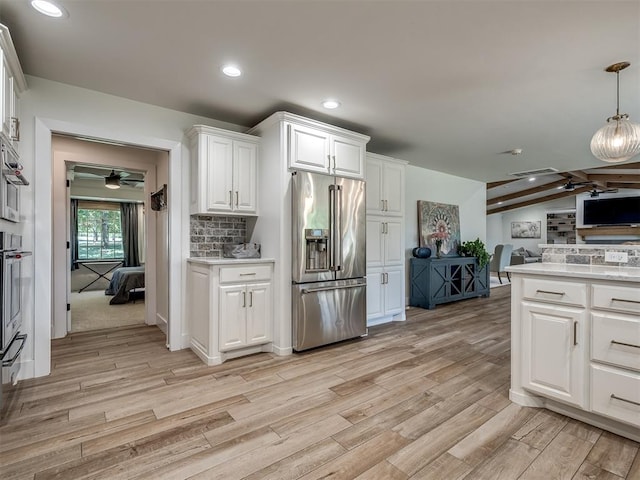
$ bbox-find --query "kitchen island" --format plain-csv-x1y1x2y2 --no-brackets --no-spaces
507,262,640,442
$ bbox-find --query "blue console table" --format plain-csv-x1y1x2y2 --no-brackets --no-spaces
410,256,489,309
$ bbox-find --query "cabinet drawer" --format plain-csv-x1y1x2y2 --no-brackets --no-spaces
592,283,640,314
522,277,586,307
220,265,271,283
591,364,640,427
592,313,640,372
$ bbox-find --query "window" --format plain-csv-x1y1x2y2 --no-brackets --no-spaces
77,201,123,260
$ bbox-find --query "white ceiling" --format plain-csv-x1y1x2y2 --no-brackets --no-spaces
1,0,639,182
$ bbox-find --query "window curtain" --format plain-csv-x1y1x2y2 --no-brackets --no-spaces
70,199,79,270
120,202,140,267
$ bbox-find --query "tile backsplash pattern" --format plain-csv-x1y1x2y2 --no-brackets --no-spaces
190,215,247,258
541,245,640,268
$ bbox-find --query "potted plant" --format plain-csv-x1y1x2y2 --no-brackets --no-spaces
458,238,490,269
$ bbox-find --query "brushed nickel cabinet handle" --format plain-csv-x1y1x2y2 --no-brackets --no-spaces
242,291,246,308
611,340,640,349
332,155,336,172
384,199,388,211
239,272,257,276
381,200,385,212
235,191,239,207
611,394,640,407
611,298,640,305
573,321,578,346
249,291,253,307
536,289,565,296
229,190,233,207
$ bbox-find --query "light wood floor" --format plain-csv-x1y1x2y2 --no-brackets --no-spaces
1,286,639,480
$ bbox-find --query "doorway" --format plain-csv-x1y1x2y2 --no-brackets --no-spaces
52,134,166,338
33,117,184,379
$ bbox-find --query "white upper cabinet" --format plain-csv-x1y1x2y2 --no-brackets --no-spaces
0,24,27,148
187,125,259,216
286,116,369,179
366,153,405,217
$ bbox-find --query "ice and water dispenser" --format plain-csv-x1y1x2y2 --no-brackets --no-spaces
305,228,329,272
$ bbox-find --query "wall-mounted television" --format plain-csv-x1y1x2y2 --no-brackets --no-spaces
582,195,640,226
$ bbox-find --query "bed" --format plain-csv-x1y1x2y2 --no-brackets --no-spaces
105,266,145,305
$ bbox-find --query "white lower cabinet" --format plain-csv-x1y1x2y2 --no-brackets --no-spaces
219,282,272,351
187,259,274,365
511,273,640,442
367,265,404,323
521,302,587,408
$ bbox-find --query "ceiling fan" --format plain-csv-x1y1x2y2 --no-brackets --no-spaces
588,185,618,198
562,176,591,191
72,165,145,188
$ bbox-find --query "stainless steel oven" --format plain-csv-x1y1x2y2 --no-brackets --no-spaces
0,232,30,414
1,140,27,223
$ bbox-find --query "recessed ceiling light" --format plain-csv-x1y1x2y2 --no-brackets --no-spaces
31,0,66,18
322,99,341,109
528,177,536,182
222,65,241,77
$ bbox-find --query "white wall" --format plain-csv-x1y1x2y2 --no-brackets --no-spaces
486,196,576,253
19,76,246,379
405,164,487,255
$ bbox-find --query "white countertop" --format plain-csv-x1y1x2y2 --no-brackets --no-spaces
187,257,275,265
506,262,640,282
538,244,640,250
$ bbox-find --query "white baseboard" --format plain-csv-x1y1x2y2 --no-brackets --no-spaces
155,313,167,334
16,359,35,381
272,344,293,356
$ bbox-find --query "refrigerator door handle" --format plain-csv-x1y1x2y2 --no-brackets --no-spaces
328,185,342,272
301,283,365,294
328,185,335,271
335,185,343,271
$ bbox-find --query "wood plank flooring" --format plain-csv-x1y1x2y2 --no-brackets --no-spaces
1,286,638,479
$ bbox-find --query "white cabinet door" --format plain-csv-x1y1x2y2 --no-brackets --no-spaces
365,157,383,214
246,282,272,346
384,266,405,316
366,218,384,268
288,123,330,173
522,302,587,408
382,162,405,217
206,135,234,213
366,268,384,320
332,136,364,179
384,219,404,266
233,140,258,214
219,284,247,351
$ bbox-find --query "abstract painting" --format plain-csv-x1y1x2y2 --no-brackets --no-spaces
418,201,461,255
511,221,541,238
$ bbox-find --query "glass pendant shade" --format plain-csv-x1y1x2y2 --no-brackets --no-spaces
590,115,640,163
590,61,640,163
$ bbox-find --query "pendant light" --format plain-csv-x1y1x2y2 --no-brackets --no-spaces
104,170,121,189
590,62,640,163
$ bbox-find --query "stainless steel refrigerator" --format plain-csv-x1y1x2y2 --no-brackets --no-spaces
291,171,367,351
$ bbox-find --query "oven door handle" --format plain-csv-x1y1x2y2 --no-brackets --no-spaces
4,251,32,259
2,334,27,367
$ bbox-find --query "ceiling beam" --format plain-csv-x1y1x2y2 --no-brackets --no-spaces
605,182,640,190
594,161,640,170
487,179,568,205
486,179,519,189
487,186,591,214
567,170,590,182
588,174,640,183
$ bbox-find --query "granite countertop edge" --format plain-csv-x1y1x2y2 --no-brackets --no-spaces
506,262,640,282
187,257,275,265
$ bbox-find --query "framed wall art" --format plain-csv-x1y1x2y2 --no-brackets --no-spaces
417,200,461,255
511,220,541,239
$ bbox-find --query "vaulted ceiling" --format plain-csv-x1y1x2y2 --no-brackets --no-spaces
486,161,640,214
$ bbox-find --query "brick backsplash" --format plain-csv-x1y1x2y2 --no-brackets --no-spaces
190,215,247,258
541,245,640,268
